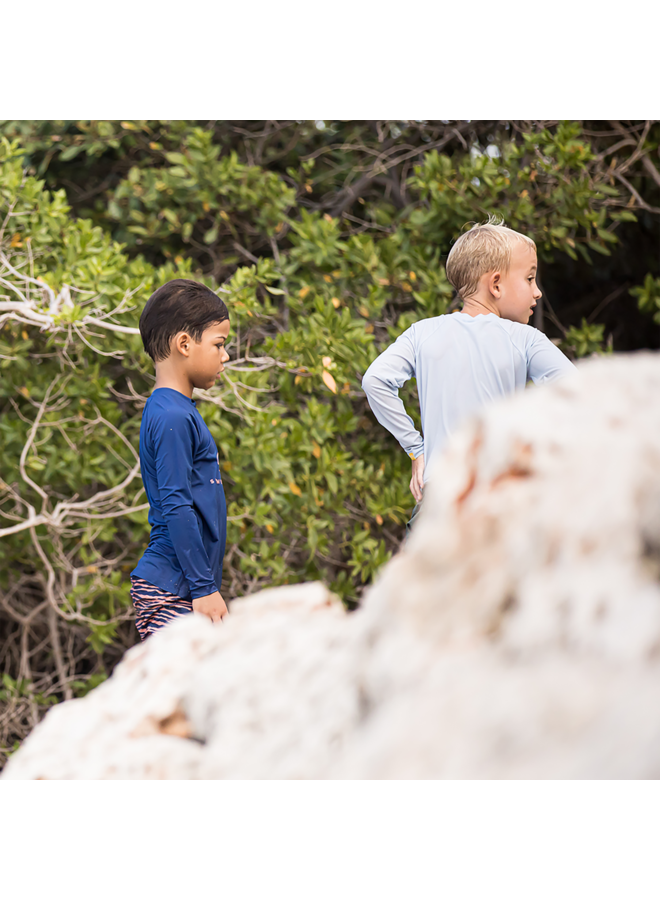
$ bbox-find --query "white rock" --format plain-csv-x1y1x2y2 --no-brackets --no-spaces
5,352,660,779
3,583,358,780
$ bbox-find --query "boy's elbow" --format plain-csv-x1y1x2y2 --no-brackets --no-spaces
361,370,385,398
361,372,375,397
161,498,194,519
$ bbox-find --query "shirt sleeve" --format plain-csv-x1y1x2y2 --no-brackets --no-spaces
151,408,218,599
361,326,425,460
525,330,578,384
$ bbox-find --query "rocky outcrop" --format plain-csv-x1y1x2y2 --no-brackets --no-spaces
5,352,660,779
1,583,360,779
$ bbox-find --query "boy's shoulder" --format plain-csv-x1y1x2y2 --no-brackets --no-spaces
497,318,545,342
406,314,448,337
403,313,469,349
143,389,199,431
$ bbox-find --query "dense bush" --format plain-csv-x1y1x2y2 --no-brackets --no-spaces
1,120,658,765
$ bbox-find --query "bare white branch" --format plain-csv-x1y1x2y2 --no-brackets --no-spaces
0,252,54,307
18,377,60,507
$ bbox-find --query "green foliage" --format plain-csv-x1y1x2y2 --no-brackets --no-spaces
70,672,108,698
407,122,625,265
0,133,420,689
0,673,56,706
1,119,658,766
0,125,642,604
630,274,660,324
561,319,612,358
107,128,296,258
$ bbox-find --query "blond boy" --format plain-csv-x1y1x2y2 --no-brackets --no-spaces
361,219,576,530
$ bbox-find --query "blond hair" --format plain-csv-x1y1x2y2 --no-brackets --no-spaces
446,216,536,300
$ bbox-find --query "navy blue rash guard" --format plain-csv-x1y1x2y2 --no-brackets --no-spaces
131,387,227,600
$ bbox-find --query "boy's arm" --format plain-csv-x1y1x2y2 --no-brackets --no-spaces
152,410,222,602
361,326,425,461
526,330,578,384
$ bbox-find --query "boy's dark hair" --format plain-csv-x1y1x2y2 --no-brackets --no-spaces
139,279,229,362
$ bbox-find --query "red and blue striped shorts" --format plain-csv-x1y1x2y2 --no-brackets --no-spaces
130,576,194,641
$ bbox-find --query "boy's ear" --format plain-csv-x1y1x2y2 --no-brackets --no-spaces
173,331,192,357
489,270,502,299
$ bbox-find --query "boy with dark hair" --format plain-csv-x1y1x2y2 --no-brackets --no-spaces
130,279,231,639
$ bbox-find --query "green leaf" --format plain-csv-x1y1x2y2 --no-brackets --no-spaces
60,145,83,161
164,152,187,165
594,183,619,197
162,209,180,227
613,210,637,223
596,228,618,243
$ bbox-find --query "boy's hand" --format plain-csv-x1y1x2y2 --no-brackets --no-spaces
410,453,425,503
192,591,228,623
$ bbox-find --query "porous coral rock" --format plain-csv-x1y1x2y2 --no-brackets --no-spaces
3,583,359,779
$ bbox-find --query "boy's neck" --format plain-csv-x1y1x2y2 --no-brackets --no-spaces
154,364,195,398
460,293,500,318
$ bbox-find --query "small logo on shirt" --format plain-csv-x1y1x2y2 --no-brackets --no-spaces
214,451,224,484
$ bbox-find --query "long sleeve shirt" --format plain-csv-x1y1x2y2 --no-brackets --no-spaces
131,387,227,600
361,312,576,482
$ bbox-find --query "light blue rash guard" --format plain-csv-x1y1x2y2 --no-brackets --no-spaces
131,387,227,600
361,312,576,482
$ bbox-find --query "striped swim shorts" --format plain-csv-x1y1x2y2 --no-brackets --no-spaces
130,576,194,641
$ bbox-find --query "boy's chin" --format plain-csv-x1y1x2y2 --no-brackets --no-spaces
193,375,219,390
